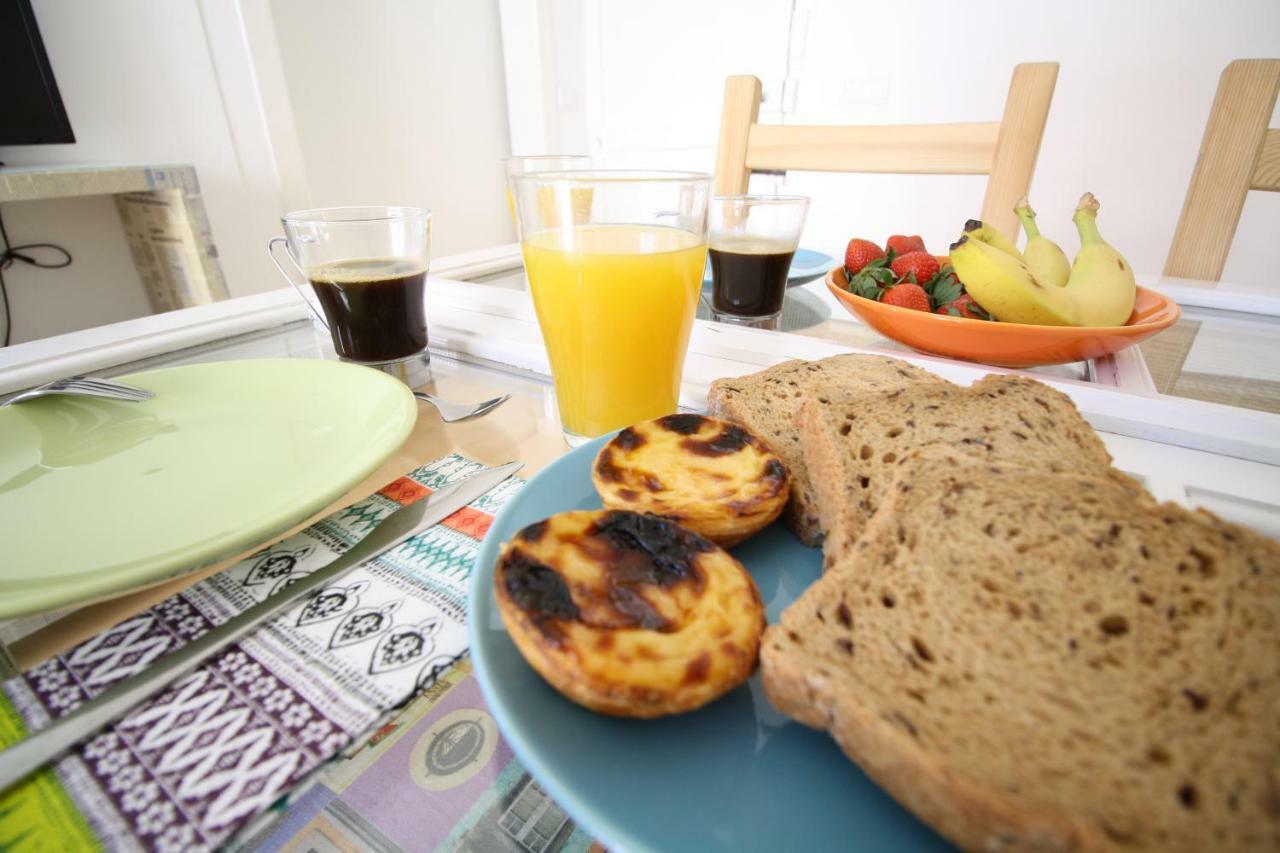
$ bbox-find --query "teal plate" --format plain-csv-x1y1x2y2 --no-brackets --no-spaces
469,434,952,852
0,358,417,618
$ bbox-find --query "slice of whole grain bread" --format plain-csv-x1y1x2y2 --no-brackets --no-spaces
706,354,948,546
761,445,1280,852
798,374,1137,563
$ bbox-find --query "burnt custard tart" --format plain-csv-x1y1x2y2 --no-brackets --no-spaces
493,509,765,717
591,414,790,547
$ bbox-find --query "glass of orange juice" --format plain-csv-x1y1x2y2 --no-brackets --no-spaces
510,170,711,445
503,155,592,231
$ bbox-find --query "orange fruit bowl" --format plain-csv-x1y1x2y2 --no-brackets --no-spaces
826,268,1181,368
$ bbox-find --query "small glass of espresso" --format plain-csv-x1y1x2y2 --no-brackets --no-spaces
269,206,431,383
707,195,809,330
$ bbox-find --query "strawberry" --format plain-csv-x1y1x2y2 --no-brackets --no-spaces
889,251,940,285
936,293,995,321
885,234,926,256
881,282,930,312
844,239,885,275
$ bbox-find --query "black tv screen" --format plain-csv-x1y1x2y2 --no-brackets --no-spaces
0,0,74,145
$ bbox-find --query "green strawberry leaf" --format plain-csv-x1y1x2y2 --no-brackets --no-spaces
847,269,887,300
929,277,963,309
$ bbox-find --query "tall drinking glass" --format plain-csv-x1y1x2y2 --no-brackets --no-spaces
708,195,809,330
511,170,711,445
504,155,592,230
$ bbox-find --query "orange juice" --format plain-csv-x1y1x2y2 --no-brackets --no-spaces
522,224,707,438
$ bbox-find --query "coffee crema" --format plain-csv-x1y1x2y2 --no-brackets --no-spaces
306,257,428,363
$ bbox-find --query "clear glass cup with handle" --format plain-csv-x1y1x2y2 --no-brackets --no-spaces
510,170,711,445
707,195,810,330
268,206,431,383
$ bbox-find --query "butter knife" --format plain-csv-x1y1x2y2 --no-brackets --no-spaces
0,460,522,794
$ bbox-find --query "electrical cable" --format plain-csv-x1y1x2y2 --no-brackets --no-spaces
0,205,73,347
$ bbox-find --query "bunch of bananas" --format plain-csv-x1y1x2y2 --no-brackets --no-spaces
948,194,1136,327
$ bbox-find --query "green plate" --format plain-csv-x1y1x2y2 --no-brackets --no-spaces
0,359,417,618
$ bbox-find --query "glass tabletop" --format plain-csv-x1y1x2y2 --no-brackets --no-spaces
3,258,1278,853
468,257,1280,413
465,265,1091,382
1139,303,1280,414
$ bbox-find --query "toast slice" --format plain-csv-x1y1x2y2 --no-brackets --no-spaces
798,374,1132,562
761,446,1280,852
707,355,948,546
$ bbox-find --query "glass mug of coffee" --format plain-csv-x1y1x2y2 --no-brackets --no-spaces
268,206,431,375
707,195,809,330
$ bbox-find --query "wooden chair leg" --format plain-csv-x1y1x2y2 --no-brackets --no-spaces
981,62,1059,240
714,76,763,196
1164,59,1280,281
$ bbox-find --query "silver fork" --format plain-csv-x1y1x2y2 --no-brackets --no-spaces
1,375,154,407
413,391,510,423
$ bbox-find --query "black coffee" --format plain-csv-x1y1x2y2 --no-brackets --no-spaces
308,258,428,363
709,241,795,317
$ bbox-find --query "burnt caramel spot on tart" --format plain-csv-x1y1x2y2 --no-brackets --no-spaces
517,519,548,543
683,652,712,684
658,413,707,435
682,424,754,457
760,458,789,497
594,449,624,483
614,426,645,450
591,511,711,588
608,584,671,631
501,550,580,640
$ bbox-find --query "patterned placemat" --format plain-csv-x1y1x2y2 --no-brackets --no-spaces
241,659,602,853
0,454,527,852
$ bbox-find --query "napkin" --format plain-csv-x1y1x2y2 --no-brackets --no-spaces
0,454,523,852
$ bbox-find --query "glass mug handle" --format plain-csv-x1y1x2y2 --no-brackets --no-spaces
267,236,329,330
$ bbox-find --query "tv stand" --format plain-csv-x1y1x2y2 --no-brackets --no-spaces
0,163,228,311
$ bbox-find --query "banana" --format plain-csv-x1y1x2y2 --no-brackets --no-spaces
963,219,1022,259
1064,193,1136,326
949,234,1078,326
1014,198,1070,287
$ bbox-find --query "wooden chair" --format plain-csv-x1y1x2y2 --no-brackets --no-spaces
1163,59,1280,281
713,63,1059,240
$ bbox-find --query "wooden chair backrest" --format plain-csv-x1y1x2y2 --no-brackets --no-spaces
1164,59,1280,281
712,63,1059,239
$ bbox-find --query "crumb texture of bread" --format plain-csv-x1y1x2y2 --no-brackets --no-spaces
706,355,947,546
798,374,1125,562
762,447,1280,852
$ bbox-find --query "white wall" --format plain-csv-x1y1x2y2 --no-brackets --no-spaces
0,0,294,346
0,196,153,344
525,0,1280,285
268,0,515,257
